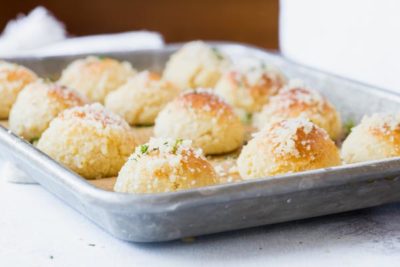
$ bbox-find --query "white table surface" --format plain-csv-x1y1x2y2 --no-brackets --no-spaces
1,177,400,267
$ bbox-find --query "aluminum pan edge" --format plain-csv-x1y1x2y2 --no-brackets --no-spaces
1,123,400,211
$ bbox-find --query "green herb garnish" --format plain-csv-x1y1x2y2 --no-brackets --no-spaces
211,47,224,60
244,112,253,124
246,112,253,122
30,137,40,145
140,144,149,154
343,118,356,136
172,139,183,154
43,78,53,84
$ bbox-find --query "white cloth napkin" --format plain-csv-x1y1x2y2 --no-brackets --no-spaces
0,7,165,183
0,6,164,58
280,0,400,92
0,6,67,55
28,31,164,57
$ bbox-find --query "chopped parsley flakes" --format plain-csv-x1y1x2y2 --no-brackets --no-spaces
211,47,224,60
172,139,183,154
140,144,149,154
343,118,356,136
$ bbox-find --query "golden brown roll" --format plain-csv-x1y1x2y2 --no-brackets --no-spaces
58,56,135,103
341,113,400,163
154,90,245,155
254,80,342,140
37,103,136,179
0,61,38,119
114,138,218,194
105,71,179,125
215,63,286,113
238,118,341,179
163,41,230,89
9,80,87,141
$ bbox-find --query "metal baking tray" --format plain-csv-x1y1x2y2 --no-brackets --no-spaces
1,42,400,242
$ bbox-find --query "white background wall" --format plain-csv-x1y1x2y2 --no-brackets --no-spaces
280,0,400,92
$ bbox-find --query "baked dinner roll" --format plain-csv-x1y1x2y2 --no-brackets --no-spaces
238,118,341,179
114,138,217,194
215,63,286,114
163,41,230,89
58,56,135,103
37,103,136,179
341,113,400,164
105,71,179,125
0,61,38,119
9,80,87,141
154,90,245,154
254,80,342,140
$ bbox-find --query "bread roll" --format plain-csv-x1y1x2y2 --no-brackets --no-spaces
58,56,135,103
9,80,87,141
0,61,38,119
163,41,230,89
154,90,244,154
215,63,286,113
105,71,179,125
37,103,136,179
341,113,400,163
238,118,341,179
114,138,217,193
254,80,342,140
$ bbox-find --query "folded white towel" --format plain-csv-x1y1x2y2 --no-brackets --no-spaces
0,6,67,56
28,31,164,57
0,6,164,58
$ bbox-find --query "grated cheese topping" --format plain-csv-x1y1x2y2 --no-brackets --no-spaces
266,80,326,111
127,70,162,88
361,113,400,135
181,87,218,97
45,82,87,106
60,103,129,129
229,61,284,88
179,41,228,62
256,118,320,158
0,61,37,87
129,137,204,163
179,89,235,117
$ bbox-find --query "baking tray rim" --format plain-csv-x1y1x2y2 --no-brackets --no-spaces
3,41,400,105
2,123,400,212
2,42,400,210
